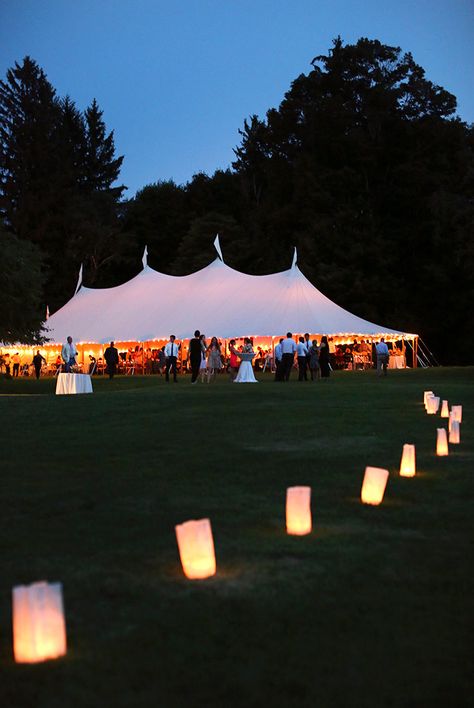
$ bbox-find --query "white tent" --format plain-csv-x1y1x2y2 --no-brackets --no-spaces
45,244,416,344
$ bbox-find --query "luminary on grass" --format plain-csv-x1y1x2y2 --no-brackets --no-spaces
286,486,312,535
175,518,216,580
424,391,434,408
361,467,389,505
399,444,416,477
451,405,463,424
12,581,67,663
440,400,449,418
449,420,460,444
436,429,449,456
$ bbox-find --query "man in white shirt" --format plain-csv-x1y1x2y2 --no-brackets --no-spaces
375,338,390,377
280,332,297,381
274,338,283,378
61,336,78,373
164,335,180,382
297,337,308,381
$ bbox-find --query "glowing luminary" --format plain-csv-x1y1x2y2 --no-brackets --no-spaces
12,581,67,663
451,405,463,424
424,391,434,408
175,518,216,580
449,420,460,444
440,400,449,418
436,428,449,456
361,467,389,505
399,444,416,477
286,486,312,535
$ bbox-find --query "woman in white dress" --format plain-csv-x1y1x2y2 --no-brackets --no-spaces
233,339,258,383
199,334,208,383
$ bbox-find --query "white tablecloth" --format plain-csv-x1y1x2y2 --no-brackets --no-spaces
388,355,405,369
56,373,93,395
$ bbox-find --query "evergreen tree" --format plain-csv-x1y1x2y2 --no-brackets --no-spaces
0,223,45,343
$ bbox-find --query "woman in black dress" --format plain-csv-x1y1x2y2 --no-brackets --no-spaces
319,335,330,378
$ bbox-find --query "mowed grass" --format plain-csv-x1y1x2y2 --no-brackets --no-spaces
0,368,473,708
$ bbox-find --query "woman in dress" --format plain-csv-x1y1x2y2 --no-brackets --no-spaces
234,338,258,383
199,334,208,382
319,335,330,378
206,336,222,382
309,340,320,381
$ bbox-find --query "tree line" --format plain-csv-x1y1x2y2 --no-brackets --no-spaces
1,39,473,363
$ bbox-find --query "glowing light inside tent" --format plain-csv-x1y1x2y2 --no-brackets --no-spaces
361,467,389,505
436,429,449,456
175,519,216,580
449,421,460,444
12,581,67,663
286,486,312,535
399,444,416,477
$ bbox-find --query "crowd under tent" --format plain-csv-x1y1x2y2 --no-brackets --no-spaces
2,239,419,371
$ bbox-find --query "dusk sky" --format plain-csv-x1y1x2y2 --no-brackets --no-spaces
1,0,473,197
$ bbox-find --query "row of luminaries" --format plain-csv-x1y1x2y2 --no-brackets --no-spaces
11,393,463,664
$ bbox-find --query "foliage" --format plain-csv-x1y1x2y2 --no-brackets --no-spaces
0,57,125,311
0,225,46,343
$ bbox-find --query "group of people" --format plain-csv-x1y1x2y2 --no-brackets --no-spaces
0,332,397,383
186,331,257,384
274,333,330,382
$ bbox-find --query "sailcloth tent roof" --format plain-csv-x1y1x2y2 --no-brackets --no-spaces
45,255,415,344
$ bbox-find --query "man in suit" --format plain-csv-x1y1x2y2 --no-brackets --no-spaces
104,341,119,379
61,336,78,372
164,335,179,382
188,330,202,384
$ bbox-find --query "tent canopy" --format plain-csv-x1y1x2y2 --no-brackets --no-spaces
45,253,416,344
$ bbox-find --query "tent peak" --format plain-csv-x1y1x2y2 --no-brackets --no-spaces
142,245,148,269
291,247,297,269
214,234,224,262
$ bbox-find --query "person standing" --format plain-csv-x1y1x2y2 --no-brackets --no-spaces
165,335,179,382
104,341,119,379
297,337,308,381
304,333,312,379
32,350,46,379
280,333,297,381
61,336,78,373
228,339,239,381
376,338,390,377
188,330,202,384
199,334,208,382
206,337,223,382
12,352,21,377
319,336,331,378
274,338,284,380
308,340,320,381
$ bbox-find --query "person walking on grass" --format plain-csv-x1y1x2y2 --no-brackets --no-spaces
376,338,390,377
188,330,202,384
104,341,119,379
32,350,46,379
165,335,179,383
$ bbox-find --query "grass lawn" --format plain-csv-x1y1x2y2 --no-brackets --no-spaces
0,368,473,708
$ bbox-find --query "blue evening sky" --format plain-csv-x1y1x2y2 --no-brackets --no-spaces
1,0,473,197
